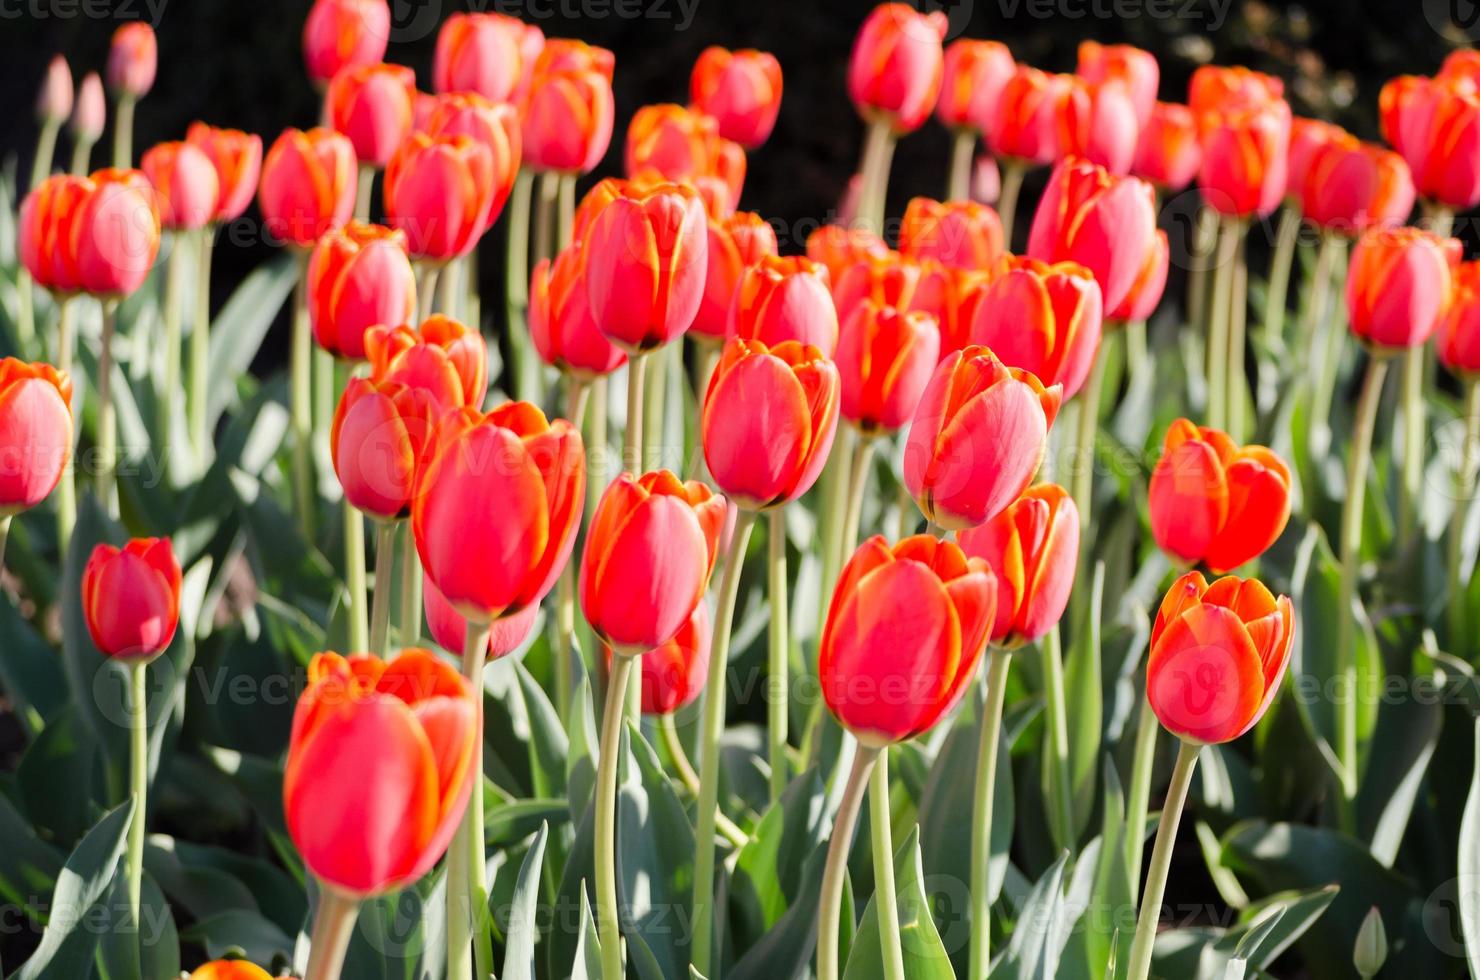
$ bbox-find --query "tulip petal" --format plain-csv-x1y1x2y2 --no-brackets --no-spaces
1146,604,1264,744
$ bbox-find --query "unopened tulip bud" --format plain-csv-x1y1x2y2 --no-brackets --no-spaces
37,55,73,124
81,537,181,660
71,73,106,143
107,23,156,99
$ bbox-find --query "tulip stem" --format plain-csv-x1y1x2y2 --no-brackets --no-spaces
533,171,560,266
112,94,136,169
17,273,35,358
1041,627,1075,854
1071,349,1106,529
657,713,748,849
558,175,576,252
96,300,118,517
767,507,790,803
1449,380,1480,649
843,434,876,552
554,376,591,717
291,252,315,537
968,647,1011,980
506,170,538,404
189,230,215,460
947,130,975,203
624,352,647,474
344,502,368,652
817,744,879,980
399,522,422,644
1125,740,1200,980
71,134,97,177
417,263,441,323
691,509,758,976
448,621,492,980
1336,353,1389,818
1260,205,1300,354
304,886,361,980
126,659,148,935
689,342,722,482
645,344,670,470
0,516,10,571
868,751,907,980
1397,344,1426,542
1226,219,1249,443
1124,694,1160,901
313,350,335,471
369,521,397,656
354,165,374,224
596,651,635,980
1186,204,1217,331
997,161,1026,249
1305,234,1345,455
438,251,461,320
160,237,187,459
1126,318,1149,383
30,118,60,191
56,298,77,551
857,120,895,233
1205,217,1237,431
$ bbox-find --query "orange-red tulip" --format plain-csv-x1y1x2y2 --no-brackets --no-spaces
1027,156,1158,314
937,39,1015,136
702,338,840,510
433,12,525,103
603,602,711,715
831,250,924,324
1197,99,1291,219
425,575,539,661
847,3,948,134
1302,139,1415,234
990,66,1070,166
71,73,105,144
258,127,357,247
968,256,1103,398
303,0,390,88
186,123,263,223
806,224,891,287
909,261,989,356
1187,65,1283,116
528,37,614,84
690,47,783,149
107,22,156,98
530,241,627,379
82,537,181,659
625,104,721,183
1441,260,1480,378
693,210,779,342
1111,228,1170,323
1346,226,1461,352
1059,77,1140,176
836,301,940,433
1131,101,1201,192
331,376,436,520
579,471,726,654
328,62,417,168
904,345,1062,531
819,534,995,745
1149,419,1292,573
1147,572,1294,744
1381,74,1480,212
422,94,521,225
307,222,417,359
384,132,500,261
141,141,221,232
19,170,161,298
583,181,709,352
0,359,72,518
728,255,840,353
37,55,72,124
1286,117,1349,204
899,197,1005,271
521,66,615,175
1077,42,1159,127
188,962,275,980
285,648,476,895
365,315,487,411
959,483,1079,647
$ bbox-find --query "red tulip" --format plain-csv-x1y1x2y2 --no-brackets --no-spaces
836,301,940,433
1027,156,1159,314
530,242,627,379
1197,99,1292,219
284,648,476,895
903,345,1062,531
989,66,1070,166
603,602,712,715
937,40,1015,136
693,210,779,342
189,962,274,980
521,66,615,175
1286,117,1349,204
1110,229,1170,323
414,402,585,622
307,222,417,360
909,261,989,357
186,123,263,223
583,181,709,352
968,256,1103,398
1381,74,1480,212
422,94,521,224
384,132,500,261
831,251,924,324
847,3,948,134
702,337,840,510
1149,419,1292,574
1302,139,1415,234
303,0,390,88
1187,65,1283,116
37,55,72,124
690,47,783,149
1147,572,1294,744
81,537,181,659
433,12,525,103
625,104,720,182
365,315,487,411
425,574,539,661
806,224,891,286
71,73,105,144
107,23,156,98
1077,42,1159,127
1059,77,1141,176
819,534,995,745
579,471,726,654
1346,226,1461,352
19,170,161,298
328,63,417,169
141,141,220,232
529,38,614,84
331,376,436,520
1131,102,1202,192
729,255,840,353
899,197,1005,271
259,128,357,248
1440,260,1480,378
0,359,73,518
959,483,1078,647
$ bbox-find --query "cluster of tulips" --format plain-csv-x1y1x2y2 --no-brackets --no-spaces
6,0,1480,978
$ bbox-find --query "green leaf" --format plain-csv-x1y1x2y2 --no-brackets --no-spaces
94,874,180,980
501,822,548,980
1065,563,1105,841
618,725,696,980
15,707,97,844
842,826,955,980
0,792,64,915
179,909,295,966
569,888,602,980
728,845,829,980
486,798,569,847
730,769,826,947
515,660,569,800
1459,717,1480,980
992,852,1069,980
1355,690,1442,867
0,592,68,733
206,255,297,428
566,677,599,822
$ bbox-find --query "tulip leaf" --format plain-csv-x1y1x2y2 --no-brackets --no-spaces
1354,688,1441,867
990,851,1069,980
205,253,298,428
501,821,548,980
618,723,696,980
515,660,569,800
0,590,68,735
94,873,180,980
14,706,96,845
0,792,65,915
1458,717,1480,980
1065,563,1106,842
569,887,602,980
728,843,830,980
566,676,599,822
730,768,826,947
842,826,955,980
179,908,296,968
547,800,596,980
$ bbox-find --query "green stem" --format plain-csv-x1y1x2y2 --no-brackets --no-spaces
369,521,397,656
842,434,876,553
292,253,314,536
1041,627,1075,854
689,342,722,482
344,502,368,652
997,161,1026,249
1398,345,1426,540
1306,236,1345,454
1126,740,1200,980
1126,319,1149,382
690,511,759,976
624,353,647,474
857,120,896,233
645,343,670,470
558,174,576,252
112,94,136,169
189,230,215,459
30,119,60,191
160,237,188,457
126,659,148,933
447,621,492,980
438,256,461,320
968,648,1010,979
596,651,635,980
313,349,335,472
1072,349,1106,527
17,273,35,355
817,745,880,980
464,253,481,334
354,165,374,223
1205,217,1237,431
767,507,790,803
554,378,590,717
657,713,748,848
97,300,118,517
417,263,441,323
303,887,361,980
1226,220,1249,443
56,299,77,551
1450,381,1480,647
0,516,11,571
1124,695,1160,899
1185,205,1216,331
70,135,97,177
399,522,422,644
1261,205,1300,353
533,171,559,266
869,751,906,980
506,171,538,404
815,426,855,639
947,130,976,202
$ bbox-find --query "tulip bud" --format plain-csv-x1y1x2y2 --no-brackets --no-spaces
909,261,989,356
1440,261,1480,379
831,251,924,324
579,471,726,654
1149,419,1292,574
303,0,391,88
899,197,1005,271
690,47,784,149
1131,102,1201,192
107,23,156,99
692,210,779,342
424,95,523,212
836,301,940,433
258,127,357,248
522,67,615,176
81,537,181,660
20,170,161,299
1059,78,1140,176
806,224,890,286
583,181,709,353
904,345,1062,531
37,55,72,124
847,3,948,134
1197,99,1292,219
990,66,1070,166
603,602,712,715
702,338,841,511
328,63,417,169
425,574,538,661
70,73,106,144
307,222,417,360
1148,571,1294,744
728,256,840,353
331,377,435,520
434,12,526,103
937,40,1015,137
1381,75,1480,213
820,534,996,746
1077,42,1159,127
1353,908,1388,979
1346,226,1461,352
141,141,221,232
529,37,615,84
968,257,1103,398
1286,117,1349,204
414,402,585,623
625,104,721,183
365,315,488,412
529,242,627,379
0,359,72,518
385,132,504,261
186,123,264,224
188,962,275,980
1302,140,1415,235
284,649,477,895
1188,64,1283,116
959,484,1079,647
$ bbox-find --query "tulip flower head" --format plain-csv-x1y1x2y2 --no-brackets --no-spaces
603,602,712,715
1147,572,1294,744
835,301,941,433
831,250,925,323
189,962,275,980
186,123,264,223
529,242,628,379
1131,102,1202,192
1187,64,1283,116
259,127,357,248
303,0,391,88
141,141,221,232
1111,228,1170,323
625,104,729,187
331,376,437,521
959,483,1079,648
71,73,106,144
1197,99,1292,219
307,222,418,360
990,66,1070,166
522,62,615,176
1346,226,1461,353
579,471,726,655
937,39,1015,137
702,338,841,510
690,47,784,149
107,23,156,98
434,12,527,103
820,534,996,746
423,94,522,214
728,255,840,353
847,3,949,134
904,345,1062,531
365,315,488,411
1286,117,1349,205
1058,77,1141,176
909,261,990,356
0,359,73,518
1440,261,1480,379
81,537,181,660
37,55,73,124
1077,41,1159,127
19,170,161,299
384,132,503,261
328,62,417,169
425,575,539,661
899,197,1005,271
284,648,477,895
1381,74,1480,213
968,256,1103,399
806,224,891,286
1302,140,1415,235
692,210,780,341
1149,419,1292,574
